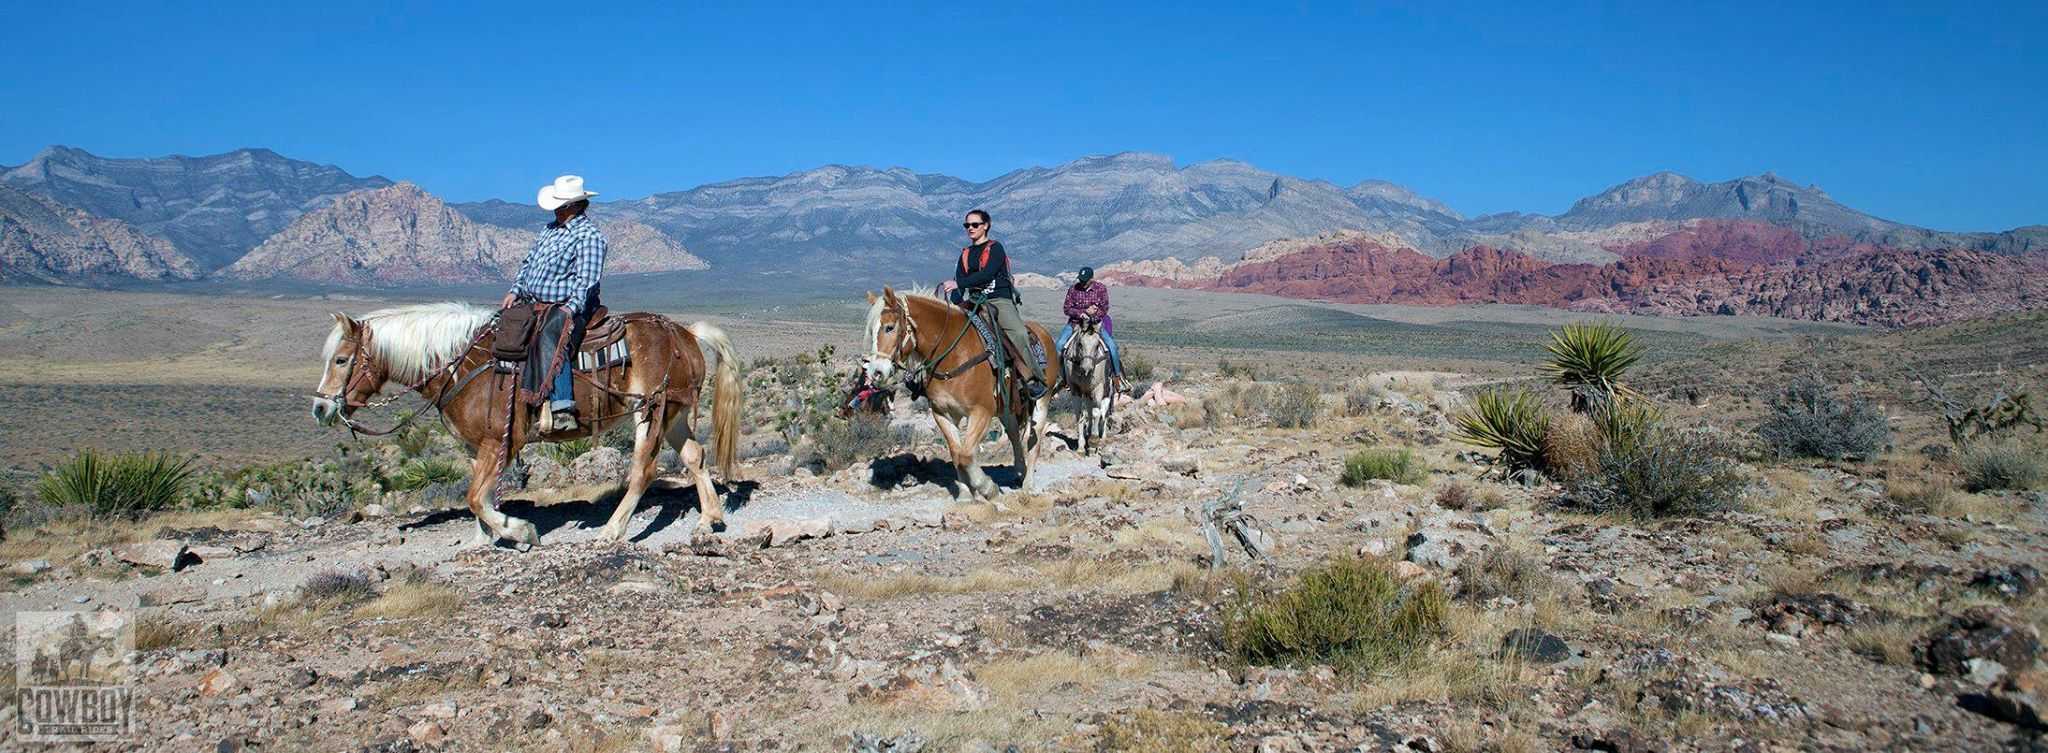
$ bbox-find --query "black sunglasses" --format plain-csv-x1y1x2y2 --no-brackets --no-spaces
963,221,987,229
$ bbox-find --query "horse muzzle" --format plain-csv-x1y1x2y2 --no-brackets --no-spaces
863,358,895,380
310,396,351,427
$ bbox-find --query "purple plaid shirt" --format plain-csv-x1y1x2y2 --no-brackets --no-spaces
510,214,606,314
1063,281,1109,323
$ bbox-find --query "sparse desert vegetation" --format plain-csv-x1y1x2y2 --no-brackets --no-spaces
1,287,2044,752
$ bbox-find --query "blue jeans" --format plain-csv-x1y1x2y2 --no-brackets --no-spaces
550,353,575,409
1056,321,1122,376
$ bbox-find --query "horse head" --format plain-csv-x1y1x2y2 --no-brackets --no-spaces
863,287,919,380
311,312,390,426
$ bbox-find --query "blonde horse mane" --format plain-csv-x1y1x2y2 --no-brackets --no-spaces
325,302,495,383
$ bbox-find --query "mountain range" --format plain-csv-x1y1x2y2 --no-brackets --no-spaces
1,145,2042,327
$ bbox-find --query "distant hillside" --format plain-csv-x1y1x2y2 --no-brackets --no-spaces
0,146,393,270
223,183,705,285
0,184,198,283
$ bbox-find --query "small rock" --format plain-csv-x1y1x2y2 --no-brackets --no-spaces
139,583,207,607
10,559,51,576
1500,628,1572,664
1970,564,2042,598
361,503,391,518
298,517,325,529
287,669,317,689
406,720,446,746
318,697,358,714
532,612,568,629
417,700,458,719
1392,561,1428,580
1967,658,2010,686
1358,539,1391,558
522,709,553,731
197,668,242,697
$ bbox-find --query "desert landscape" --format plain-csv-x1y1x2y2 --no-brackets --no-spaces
2,275,2044,751
4,7,2047,747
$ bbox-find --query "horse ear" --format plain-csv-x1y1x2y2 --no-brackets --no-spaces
866,290,878,305
332,312,359,333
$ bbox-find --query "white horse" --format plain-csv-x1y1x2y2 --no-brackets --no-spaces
1060,319,1115,455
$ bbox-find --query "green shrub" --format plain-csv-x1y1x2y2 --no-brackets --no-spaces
1224,557,1449,674
1959,440,2046,492
1453,547,1553,602
186,446,381,518
392,413,441,459
35,451,197,520
1541,322,1644,411
1342,448,1427,486
390,457,466,491
1121,349,1156,386
1269,382,1322,429
1218,358,1258,381
1453,388,1550,472
298,570,376,605
1343,384,1379,417
1562,427,1747,519
1757,373,1890,460
808,413,907,471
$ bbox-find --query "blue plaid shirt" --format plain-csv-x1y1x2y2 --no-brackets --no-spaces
510,214,606,314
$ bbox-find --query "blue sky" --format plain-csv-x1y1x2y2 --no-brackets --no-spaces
2,1,2042,230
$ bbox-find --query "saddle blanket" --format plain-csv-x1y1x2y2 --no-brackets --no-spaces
964,309,1045,374
497,339,630,375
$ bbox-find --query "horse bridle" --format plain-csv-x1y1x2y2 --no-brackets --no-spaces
314,323,492,437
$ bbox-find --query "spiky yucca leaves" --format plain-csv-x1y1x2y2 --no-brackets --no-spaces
35,450,197,520
1542,322,1645,412
1453,388,1550,472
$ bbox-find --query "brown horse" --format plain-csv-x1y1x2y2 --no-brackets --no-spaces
310,303,742,548
862,288,1062,502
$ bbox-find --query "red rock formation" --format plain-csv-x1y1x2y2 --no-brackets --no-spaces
1118,228,2048,328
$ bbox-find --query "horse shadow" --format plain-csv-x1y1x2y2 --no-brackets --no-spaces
397,478,761,545
864,452,1023,495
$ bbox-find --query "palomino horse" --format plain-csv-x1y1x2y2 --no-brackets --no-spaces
1060,319,1115,455
310,303,742,548
863,288,1062,502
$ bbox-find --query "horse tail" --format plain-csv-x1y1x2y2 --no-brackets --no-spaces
687,321,743,480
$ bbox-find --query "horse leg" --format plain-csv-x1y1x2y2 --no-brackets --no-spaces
1026,394,1051,480
465,443,537,550
664,411,723,533
596,408,661,542
930,413,971,503
958,410,1000,501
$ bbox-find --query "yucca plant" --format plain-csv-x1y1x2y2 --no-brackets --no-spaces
389,457,466,491
35,450,197,519
1453,388,1551,472
1542,322,1645,412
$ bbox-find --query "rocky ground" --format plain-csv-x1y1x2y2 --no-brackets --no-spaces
3,359,2046,752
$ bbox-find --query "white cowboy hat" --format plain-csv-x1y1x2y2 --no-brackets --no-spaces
536,175,599,210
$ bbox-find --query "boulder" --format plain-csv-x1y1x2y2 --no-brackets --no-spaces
1403,528,1485,570
568,446,629,486
114,540,192,571
1974,671,2044,730
522,455,567,489
1917,607,2042,677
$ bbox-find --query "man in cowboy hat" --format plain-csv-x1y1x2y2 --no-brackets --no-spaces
500,175,607,431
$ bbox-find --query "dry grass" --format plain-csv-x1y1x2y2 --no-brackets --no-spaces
0,508,272,564
352,581,463,622
799,705,1069,751
974,647,1164,705
1097,710,1230,753
133,613,185,651
820,557,1199,602
1844,621,1920,665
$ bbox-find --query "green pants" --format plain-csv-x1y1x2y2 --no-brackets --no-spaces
983,297,1038,378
